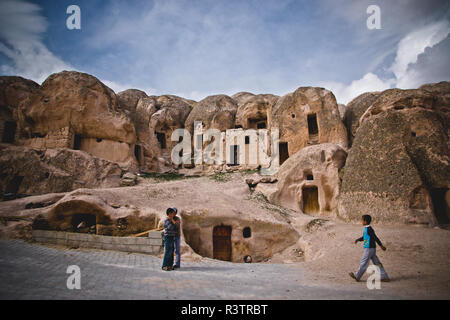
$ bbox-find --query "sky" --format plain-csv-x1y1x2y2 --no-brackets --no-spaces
0,0,449,104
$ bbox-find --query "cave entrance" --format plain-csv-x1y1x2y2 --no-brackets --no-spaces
279,142,289,165
213,225,232,261
430,188,449,225
307,113,318,135
73,134,82,150
134,145,142,164
302,186,319,214
2,121,16,143
5,176,24,194
248,117,267,130
71,213,97,233
156,132,166,149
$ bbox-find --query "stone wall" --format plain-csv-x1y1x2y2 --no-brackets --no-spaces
20,126,74,149
32,230,163,255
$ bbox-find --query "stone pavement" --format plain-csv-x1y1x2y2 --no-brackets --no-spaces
0,239,401,300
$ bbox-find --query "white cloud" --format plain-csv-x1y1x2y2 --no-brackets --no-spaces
390,20,450,88
0,0,72,84
323,19,450,104
320,73,394,104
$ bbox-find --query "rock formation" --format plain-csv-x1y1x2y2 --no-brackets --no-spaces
16,71,137,166
255,143,347,217
338,85,450,226
271,87,348,166
0,144,122,195
0,76,39,144
343,92,381,147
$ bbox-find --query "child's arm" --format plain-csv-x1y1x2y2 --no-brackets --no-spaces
368,228,386,250
354,236,363,244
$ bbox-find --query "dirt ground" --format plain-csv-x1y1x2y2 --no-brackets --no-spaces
0,172,449,299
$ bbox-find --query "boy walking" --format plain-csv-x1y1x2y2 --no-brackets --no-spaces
162,208,179,271
349,214,390,282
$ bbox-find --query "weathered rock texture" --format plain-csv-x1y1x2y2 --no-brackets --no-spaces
338,84,450,226
271,87,348,161
185,95,238,134
0,76,39,144
235,94,278,129
342,92,381,147
257,143,347,217
0,144,122,195
16,71,137,166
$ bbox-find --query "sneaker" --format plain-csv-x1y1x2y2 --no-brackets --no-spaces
173,265,180,269
349,272,359,282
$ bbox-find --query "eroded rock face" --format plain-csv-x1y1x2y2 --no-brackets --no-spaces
342,92,380,147
259,143,347,217
0,144,122,195
16,71,137,166
181,209,299,263
117,89,148,113
271,87,348,161
338,84,450,226
185,95,238,133
235,94,278,129
231,92,256,108
0,76,39,144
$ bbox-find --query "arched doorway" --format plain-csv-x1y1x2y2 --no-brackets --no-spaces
213,225,232,261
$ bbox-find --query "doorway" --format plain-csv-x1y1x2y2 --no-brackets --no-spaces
2,121,16,143
228,145,239,166
213,225,232,261
73,134,81,150
430,188,449,224
279,142,289,165
302,186,319,214
156,132,166,149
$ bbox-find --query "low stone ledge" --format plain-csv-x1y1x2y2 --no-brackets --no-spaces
32,230,162,255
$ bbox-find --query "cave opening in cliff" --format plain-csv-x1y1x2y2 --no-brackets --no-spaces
248,117,267,130
213,225,232,261
156,131,166,149
307,113,319,135
6,176,23,194
71,213,97,233
73,134,81,150
134,145,142,164
430,188,449,225
279,142,289,165
302,186,319,214
2,121,16,143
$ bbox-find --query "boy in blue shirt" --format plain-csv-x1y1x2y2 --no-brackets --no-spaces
349,214,390,282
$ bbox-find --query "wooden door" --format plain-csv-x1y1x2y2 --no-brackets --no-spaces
213,226,232,261
302,186,319,214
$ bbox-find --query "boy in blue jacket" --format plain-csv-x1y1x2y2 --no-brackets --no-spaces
349,214,390,282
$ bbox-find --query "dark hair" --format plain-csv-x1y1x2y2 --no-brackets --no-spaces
166,208,175,215
362,214,372,224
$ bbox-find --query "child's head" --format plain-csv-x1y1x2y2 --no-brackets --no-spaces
166,207,176,218
361,214,372,225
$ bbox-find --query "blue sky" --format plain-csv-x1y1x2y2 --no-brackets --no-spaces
0,0,449,104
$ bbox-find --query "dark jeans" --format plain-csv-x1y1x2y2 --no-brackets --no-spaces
162,235,175,268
